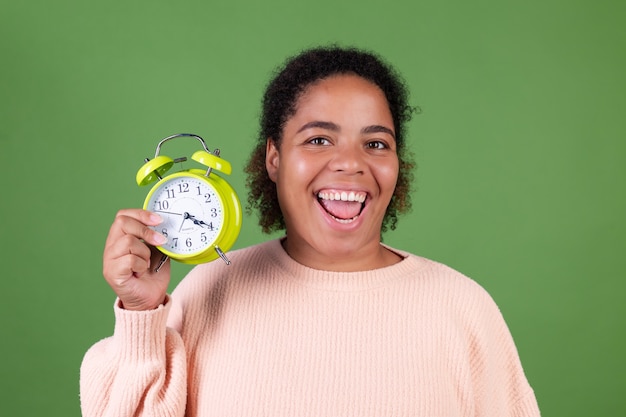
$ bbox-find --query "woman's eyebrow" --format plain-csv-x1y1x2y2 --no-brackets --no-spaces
297,121,340,133
362,125,396,139
297,121,395,139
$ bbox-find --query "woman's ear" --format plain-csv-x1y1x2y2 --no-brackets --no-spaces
265,138,279,183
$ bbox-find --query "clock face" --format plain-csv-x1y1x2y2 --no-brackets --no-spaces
144,174,225,257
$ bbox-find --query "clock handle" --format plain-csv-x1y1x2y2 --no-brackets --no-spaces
153,133,211,158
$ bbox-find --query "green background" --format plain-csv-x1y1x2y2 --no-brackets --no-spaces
2,0,624,415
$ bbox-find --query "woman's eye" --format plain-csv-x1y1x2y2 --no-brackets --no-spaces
367,140,388,150
308,137,329,145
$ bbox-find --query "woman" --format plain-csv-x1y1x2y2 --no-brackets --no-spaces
81,46,540,416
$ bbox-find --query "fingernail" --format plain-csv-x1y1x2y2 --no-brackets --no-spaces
154,232,168,245
150,213,163,224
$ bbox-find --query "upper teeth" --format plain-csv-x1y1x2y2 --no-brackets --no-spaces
318,191,366,203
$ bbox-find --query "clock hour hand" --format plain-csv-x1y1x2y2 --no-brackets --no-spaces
184,213,211,229
191,218,211,228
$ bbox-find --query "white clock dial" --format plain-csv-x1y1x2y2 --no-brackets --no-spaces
145,175,225,257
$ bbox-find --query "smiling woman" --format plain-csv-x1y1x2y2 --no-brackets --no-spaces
246,47,415,235
80,46,541,417
264,74,401,271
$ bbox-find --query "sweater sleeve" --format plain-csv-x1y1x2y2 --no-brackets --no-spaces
79,297,187,417
466,290,541,417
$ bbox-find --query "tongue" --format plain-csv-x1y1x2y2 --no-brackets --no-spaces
319,199,362,220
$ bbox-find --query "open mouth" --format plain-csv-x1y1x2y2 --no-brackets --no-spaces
317,190,367,224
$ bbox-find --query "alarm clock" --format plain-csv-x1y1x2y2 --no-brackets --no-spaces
136,133,242,267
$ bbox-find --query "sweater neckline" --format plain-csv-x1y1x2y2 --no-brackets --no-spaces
261,239,424,292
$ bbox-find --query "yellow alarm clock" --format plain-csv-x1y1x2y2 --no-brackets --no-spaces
136,133,242,268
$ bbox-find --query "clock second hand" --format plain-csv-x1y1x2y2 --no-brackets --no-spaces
153,210,183,216
150,210,187,232
158,211,207,232
179,212,192,232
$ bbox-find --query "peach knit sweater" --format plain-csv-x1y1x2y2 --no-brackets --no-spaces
80,239,540,416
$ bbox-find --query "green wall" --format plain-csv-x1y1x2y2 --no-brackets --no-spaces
2,0,624,415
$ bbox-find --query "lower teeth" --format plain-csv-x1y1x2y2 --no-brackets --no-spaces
331,214,359,224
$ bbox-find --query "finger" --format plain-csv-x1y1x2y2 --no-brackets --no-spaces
105,234,152,262
116,208,163,226
105,211,167,248
104,252,151,285
103,237,151,278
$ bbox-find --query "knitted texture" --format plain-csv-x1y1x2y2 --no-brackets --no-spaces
81,239,540,416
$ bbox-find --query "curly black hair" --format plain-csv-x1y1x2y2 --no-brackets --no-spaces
245,45,416,234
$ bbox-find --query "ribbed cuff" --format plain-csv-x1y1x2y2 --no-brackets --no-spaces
113,296,171,363
513,389,541,417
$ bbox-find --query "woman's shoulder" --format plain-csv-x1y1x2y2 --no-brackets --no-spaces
387,245,498,305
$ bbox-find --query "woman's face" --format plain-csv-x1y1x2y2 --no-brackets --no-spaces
266,74,400,271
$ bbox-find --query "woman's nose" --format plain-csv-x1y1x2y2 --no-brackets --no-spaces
328,144,365,174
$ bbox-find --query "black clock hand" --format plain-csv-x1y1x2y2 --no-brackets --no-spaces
192,218,211,228
185,213,212,229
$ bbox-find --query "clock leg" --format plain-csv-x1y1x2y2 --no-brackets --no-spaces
154,254,169,272
214,246,231,265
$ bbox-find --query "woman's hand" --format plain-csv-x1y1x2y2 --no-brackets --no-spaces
103,209,171,311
